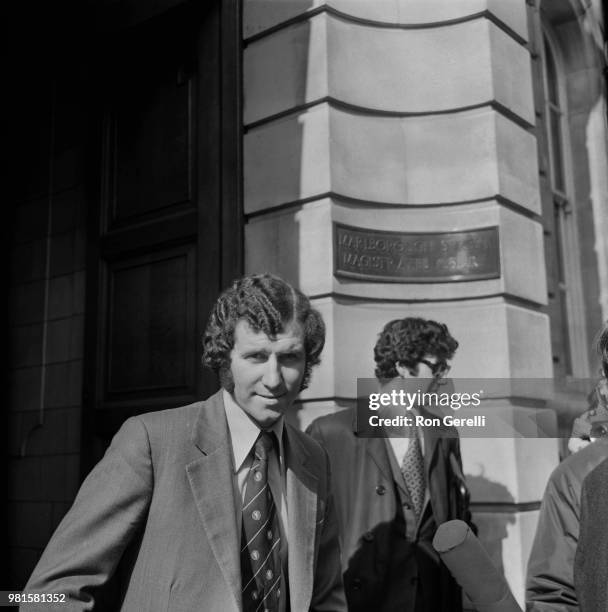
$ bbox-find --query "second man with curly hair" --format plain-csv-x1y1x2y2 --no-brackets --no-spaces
307,317,472,612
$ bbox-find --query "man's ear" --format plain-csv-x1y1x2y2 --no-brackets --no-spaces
395,362,410,378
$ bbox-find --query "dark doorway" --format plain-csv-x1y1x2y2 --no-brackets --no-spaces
81,0,242,470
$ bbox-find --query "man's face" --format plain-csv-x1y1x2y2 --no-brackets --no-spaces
229,318,306,428
416,355,446,379
397,354,449,393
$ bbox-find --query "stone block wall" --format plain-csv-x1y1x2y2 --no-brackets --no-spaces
242,0,558,603
7,75,87,587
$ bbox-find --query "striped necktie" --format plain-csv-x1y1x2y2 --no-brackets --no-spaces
240,431,282,612
400,424,426,519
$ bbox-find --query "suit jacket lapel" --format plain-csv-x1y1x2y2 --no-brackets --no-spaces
350,410,396,487
423,426,440,480
186,391,241,611
420,404,451,476
284,425,318,612
422,415,452,523
382,437,409,496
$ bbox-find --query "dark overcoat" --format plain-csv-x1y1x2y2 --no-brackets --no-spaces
575,455,608,612
307,407,471,612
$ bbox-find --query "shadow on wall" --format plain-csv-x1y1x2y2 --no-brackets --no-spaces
343,516,465,612
466,475,517,579
244,4,321,289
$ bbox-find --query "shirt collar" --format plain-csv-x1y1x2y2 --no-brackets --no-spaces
223,389,285,473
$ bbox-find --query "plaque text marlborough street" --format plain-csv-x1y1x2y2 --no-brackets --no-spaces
334,223,500,283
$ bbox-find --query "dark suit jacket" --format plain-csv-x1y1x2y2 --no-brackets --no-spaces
574,455,608,612
23,391,346,611
307,408,471,612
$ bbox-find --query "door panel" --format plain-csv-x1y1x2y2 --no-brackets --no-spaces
83,0,240,464
106,246,195,396
110,32,193,223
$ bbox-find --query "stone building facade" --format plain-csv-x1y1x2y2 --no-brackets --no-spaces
6,0,607,604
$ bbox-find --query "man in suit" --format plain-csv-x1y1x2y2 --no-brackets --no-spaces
23,273,346,612
307,318,472,612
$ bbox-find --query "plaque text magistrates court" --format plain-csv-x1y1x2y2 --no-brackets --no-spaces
334,223,500,283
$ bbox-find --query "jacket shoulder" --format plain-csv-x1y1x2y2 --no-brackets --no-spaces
287,423,327,460
122,396,218,459
306,408,354,439
584,454,608,490
551,438,608,484
135,401,205,429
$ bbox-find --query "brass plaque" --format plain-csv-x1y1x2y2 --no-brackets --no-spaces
334,223,500,283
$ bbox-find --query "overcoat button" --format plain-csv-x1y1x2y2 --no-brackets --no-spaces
376,485,386,495
363,531,374,542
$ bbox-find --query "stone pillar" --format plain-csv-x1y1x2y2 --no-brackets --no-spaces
243,1,559,603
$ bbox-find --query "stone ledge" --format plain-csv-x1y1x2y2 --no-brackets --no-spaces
244,105,540,213
245,198,546,304
243,0,528,43
244,13,533,125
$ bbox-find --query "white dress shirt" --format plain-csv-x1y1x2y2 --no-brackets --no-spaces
223,389,288,566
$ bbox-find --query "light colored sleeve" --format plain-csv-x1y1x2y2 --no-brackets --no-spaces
21,417,154,612
525,469,580,612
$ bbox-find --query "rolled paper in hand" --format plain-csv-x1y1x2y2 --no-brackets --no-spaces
432,520,522,612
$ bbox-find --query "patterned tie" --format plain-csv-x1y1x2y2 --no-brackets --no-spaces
400,423,426,519
241,432,282,612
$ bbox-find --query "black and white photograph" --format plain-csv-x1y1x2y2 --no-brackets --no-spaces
4,0,608,610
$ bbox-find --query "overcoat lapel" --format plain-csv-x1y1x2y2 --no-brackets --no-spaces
351,411,395,486
186,391,241,612
422,416,452,524
284,426,318,612
370,437,405,492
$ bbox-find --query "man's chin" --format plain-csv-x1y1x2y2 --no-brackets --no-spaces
251,403,286,427
253,415,280,429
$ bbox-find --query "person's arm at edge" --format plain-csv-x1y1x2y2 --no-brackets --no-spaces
20,417,154,612
525,471,579,612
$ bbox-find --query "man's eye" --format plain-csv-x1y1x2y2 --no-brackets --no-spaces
246,352,267,362
281,352,302,362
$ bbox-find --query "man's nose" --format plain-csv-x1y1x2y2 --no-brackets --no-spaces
262,355,282,388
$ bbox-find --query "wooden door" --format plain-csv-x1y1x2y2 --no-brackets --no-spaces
82,0,241,469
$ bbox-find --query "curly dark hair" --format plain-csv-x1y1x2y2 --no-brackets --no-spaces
202,273,325,391
374,317,458,380
599,321,608,379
